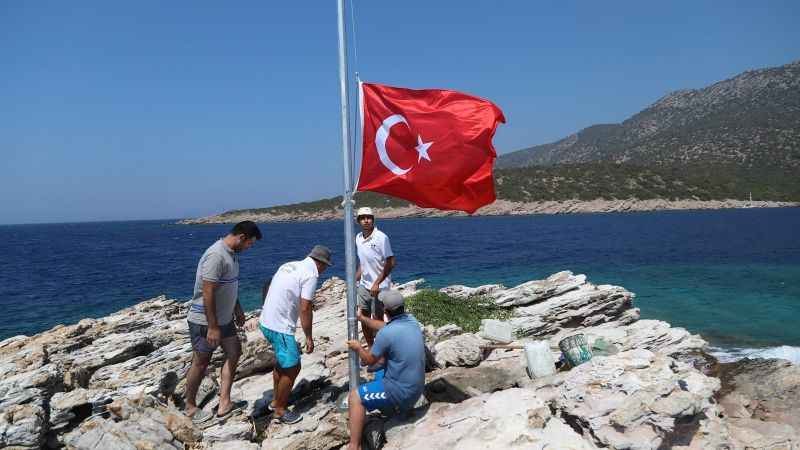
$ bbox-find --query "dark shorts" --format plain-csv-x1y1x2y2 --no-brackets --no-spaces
357,286,385,319
188,320,238,354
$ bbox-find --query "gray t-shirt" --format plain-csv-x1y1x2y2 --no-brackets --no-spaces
370,313,426,410
187,239,239,326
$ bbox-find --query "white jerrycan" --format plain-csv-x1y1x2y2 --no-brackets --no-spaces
524,340,556,379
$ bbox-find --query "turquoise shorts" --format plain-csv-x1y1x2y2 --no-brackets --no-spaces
260,324,301,369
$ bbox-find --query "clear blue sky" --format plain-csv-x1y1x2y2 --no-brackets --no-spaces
2,1,798,224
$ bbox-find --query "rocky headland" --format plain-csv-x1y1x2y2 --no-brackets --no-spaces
178,199,798,224
2,272,798,449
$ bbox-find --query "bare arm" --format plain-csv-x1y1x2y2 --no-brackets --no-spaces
347,340,380,366
357,310,386,333
377,256,395,285
202,280,220,327
234,301,245,327
355,264,362,284
369,256,396,297
202,280,221,346
300,298,314,353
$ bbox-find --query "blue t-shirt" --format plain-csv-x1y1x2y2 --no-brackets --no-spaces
370,313,426,410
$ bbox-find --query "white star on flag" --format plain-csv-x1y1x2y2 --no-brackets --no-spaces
415,135,433,162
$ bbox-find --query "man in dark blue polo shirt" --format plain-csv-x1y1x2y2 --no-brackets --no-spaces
346,290,425,450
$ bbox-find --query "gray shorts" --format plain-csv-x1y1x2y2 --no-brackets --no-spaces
188,320,238,354
357,285,385,318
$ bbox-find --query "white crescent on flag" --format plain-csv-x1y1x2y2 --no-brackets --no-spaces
374,114,434,176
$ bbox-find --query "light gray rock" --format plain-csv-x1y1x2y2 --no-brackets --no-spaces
433,333,485,368
510,282,636,338
68,331,155,374
0,403,46,449
545,319,708,367
495,271,588,307
208,440,260,450
394,278,426,297
537,349,722,449
261,401,349,450
89,338,192,397
439,283,505,299
0,363,61,448
203,421,253,443
384,388,593,450
430,324,462,344
478,319,513,344
49,388,114,431
62,397,201,450
443,271,588,308
0,366,57,412
234,334,276,380
727,417,797,449
717,357,800,448
424,356,525,403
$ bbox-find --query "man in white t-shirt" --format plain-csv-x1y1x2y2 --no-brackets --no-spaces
258,245,332,424
354,207,395,349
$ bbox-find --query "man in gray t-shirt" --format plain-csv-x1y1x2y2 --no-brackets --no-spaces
184,221,262,424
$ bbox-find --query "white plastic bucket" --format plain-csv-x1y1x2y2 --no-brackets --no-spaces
524,341,556,379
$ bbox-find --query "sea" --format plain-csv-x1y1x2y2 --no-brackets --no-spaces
1,208,799,363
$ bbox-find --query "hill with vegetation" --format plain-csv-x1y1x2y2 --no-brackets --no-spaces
498,60,800,169
199,162,798,222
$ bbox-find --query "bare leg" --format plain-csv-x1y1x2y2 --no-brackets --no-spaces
347,388,366,450
270,368,279,409
361,308,376,348
273,364,301,417
184,351,211,416
217,336,241,415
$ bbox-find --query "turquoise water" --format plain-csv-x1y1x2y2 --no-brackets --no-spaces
1,208,798,358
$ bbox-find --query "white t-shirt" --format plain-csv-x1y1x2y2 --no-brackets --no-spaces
259,257,319,335
356,227,394,290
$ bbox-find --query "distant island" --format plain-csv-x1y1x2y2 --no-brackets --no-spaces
182,60,800,224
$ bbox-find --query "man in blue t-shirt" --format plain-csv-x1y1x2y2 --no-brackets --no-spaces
346,290,425,450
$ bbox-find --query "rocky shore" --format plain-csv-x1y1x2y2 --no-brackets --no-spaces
2,272,798,449
178,199,798,224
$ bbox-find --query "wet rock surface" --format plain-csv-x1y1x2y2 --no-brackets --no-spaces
0,274,796,449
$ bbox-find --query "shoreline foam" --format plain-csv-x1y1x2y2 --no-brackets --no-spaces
711,344,800,365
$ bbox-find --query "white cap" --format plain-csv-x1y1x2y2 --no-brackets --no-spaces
356,207,374,218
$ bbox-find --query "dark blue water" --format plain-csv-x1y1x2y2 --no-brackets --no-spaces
1,208,799,351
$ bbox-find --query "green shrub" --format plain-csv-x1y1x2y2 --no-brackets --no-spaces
405,290,513,333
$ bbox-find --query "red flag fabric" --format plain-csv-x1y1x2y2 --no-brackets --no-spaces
357,82,506,214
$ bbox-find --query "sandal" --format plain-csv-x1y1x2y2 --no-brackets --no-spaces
274,409,302,424
216,400,246,419
189,408,213,424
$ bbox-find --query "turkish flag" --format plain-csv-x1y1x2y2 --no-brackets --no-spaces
356,82,505,214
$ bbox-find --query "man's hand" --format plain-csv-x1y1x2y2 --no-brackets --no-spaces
206,326,221,348
305,337,314,354
346,339,363,352
243,318,259,332
234,309,246,327
369,281,380,298
356,309,366,322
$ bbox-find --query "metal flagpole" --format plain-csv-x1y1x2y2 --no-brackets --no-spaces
336,0,360,392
